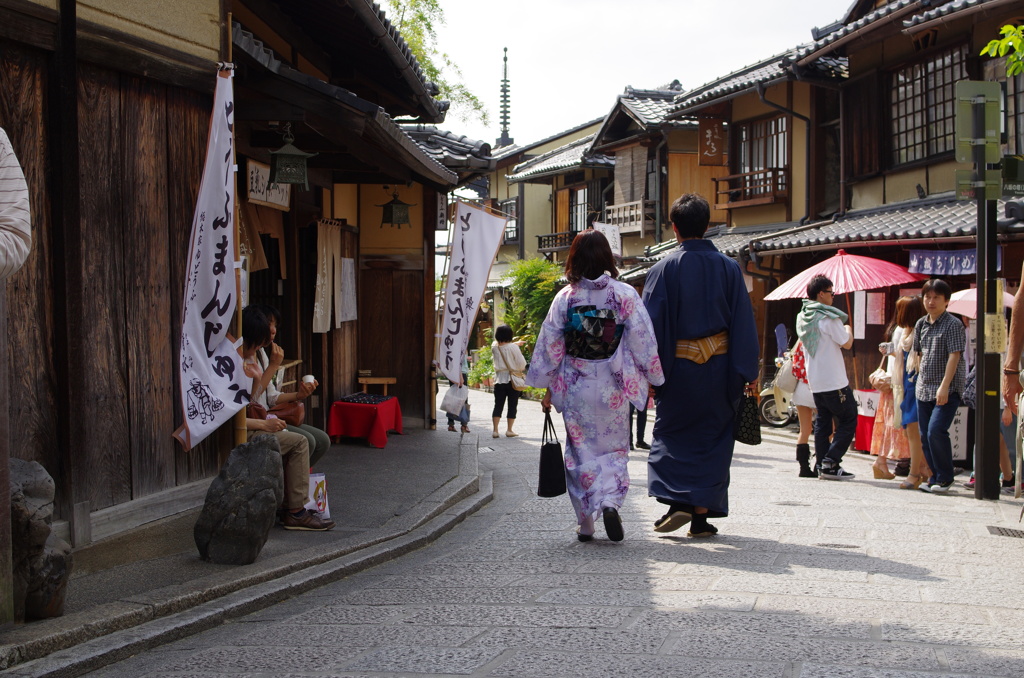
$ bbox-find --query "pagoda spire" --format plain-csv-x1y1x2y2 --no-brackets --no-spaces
495,47,514,148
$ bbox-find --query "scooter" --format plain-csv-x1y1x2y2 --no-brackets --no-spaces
759,354,797,427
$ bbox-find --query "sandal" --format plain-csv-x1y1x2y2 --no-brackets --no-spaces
899,473,924,490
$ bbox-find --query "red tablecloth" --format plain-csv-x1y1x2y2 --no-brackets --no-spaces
327,398,403,448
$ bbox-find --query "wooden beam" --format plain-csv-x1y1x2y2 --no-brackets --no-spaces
235,102,306,122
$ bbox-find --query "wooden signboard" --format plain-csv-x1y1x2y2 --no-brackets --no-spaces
246,159,291,211
698,119,726,166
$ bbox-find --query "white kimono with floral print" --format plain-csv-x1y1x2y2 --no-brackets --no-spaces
527,275,664,526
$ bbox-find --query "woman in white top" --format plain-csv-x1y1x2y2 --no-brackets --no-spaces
491,324,527,438
249,304,331,467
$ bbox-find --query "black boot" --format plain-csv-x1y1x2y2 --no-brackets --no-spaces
796,443,817,478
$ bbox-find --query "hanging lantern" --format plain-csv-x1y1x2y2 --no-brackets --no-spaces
377,186,416,228
269,123,316,190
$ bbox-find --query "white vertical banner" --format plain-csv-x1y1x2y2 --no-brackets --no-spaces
591,221,621,257
438,201,506,383
174,71,249,451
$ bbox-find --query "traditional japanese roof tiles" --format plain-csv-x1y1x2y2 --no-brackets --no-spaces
233,23,457,187
794,0,918,62
506,134,614,183
619,82,686,125
492,117,604,160
618,223,790,283
902,0,1002,28
402,125,496,172
751,196,1024,254
669,49,847,116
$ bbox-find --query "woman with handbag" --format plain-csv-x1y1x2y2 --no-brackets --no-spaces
248,304,331,467
879,295,930,489
527,230,664,542
491,324,527,438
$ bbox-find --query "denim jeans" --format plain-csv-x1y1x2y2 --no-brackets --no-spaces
917,393,961,485
812,386,858,468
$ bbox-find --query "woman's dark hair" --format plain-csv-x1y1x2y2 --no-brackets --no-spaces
806,274,833,300
249,303,281,326
242,305,272,351
891,295,925,333
564,229,617,284
494,324,513,343
669,193,711,239
921,278,952,301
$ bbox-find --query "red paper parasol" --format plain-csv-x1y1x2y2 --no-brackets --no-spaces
764,249,927,301
946,287,1014,319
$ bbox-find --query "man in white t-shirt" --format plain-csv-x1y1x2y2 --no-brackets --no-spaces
796,275,857,480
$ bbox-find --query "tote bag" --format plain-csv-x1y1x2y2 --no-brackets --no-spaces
537,411,567,497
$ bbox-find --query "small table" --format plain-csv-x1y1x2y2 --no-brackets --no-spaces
327,396,403,448
358,377,396,395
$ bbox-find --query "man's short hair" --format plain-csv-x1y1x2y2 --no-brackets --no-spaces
921,278,952,301
669,193,711,239
807,275,833,300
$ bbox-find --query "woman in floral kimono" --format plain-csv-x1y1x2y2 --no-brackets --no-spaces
527,230,664,542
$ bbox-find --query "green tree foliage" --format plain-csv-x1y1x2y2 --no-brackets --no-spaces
981,25,1024,77
382,0,488,124
502,258,564,350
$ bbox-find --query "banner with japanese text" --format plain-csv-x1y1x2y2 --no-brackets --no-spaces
438,201,506,384
591,221,621,257
173,71,249,451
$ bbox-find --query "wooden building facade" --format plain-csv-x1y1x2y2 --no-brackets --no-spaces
0,0,474,555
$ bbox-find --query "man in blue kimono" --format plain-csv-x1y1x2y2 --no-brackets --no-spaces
642,193,759,537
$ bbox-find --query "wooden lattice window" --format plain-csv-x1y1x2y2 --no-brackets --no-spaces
1008,72,1024,155
889,44,968,166
737,115,788,177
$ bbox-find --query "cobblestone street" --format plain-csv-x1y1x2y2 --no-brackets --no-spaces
82,388,1024,678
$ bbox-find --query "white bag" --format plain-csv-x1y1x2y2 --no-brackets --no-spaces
441,383,468,416
304,472,330,518
774,356,797,393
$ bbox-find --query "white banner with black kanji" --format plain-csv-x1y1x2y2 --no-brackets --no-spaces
174,71,249,451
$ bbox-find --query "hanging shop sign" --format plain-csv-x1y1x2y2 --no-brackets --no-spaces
246,159,291,211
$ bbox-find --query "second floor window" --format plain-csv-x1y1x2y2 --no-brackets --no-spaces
569,186,588,232
889,44,968,166
1008,72,1024,155
500,198,518,242
737,115,788,179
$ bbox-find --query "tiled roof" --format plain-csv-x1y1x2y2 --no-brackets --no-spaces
751,196,1024,254
492,117,604,160
618,224,790,283
671,52,795,114
902,0,997,28
669,49,846,116
619,81,685,126
232,23,457,187
506,134,614,183
402,125,495,172
795,0,917,61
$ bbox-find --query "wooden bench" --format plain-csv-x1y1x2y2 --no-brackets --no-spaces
358,377,396,395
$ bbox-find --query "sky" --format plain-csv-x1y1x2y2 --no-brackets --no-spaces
430,0,858,146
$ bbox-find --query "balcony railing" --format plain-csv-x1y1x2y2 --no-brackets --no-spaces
711,167,788,210
603,199,654,236
537,230,578,254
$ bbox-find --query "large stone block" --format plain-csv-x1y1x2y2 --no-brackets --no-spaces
193,434,284,565
9,458,73,620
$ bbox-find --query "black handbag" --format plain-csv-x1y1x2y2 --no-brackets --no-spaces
734,393,762,446
537,411,567,497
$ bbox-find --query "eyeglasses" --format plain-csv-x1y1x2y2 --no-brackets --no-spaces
823,289,834,294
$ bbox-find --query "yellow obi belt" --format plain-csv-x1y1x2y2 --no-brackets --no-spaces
675,331,729,364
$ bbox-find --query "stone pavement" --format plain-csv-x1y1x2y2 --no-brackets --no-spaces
12,387,1024,677
0,415,487,676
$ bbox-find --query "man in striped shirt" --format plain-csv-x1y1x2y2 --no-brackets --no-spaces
0,127,31,279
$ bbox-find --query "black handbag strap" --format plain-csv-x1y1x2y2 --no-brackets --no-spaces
542,411,559,445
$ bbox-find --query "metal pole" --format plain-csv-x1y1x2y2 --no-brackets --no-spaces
973,95,1000,500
